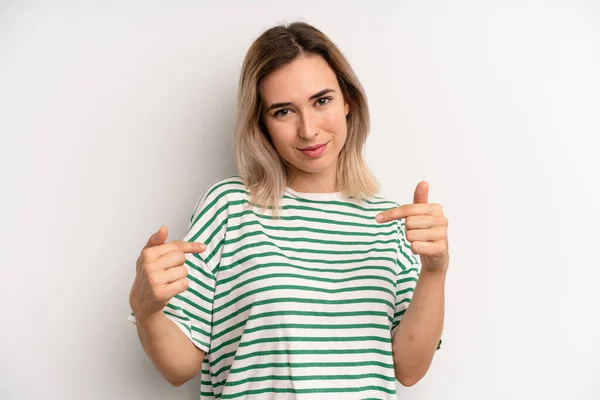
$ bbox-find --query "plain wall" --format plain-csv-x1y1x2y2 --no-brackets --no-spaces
1,1,599,399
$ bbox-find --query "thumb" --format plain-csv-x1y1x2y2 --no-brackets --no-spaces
413,181,429,204
144,225,168,249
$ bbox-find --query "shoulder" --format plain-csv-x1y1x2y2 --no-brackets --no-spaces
199,175,247,202
189,175,248,220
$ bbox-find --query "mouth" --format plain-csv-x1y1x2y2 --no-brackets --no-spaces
298,142,329,158
298,142,328,151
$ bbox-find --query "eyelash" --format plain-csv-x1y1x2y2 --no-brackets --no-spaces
273,96,333,118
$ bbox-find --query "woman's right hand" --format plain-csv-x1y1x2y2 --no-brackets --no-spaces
129,225,206,323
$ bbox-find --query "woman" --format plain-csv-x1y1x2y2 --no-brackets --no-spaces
129,21,449,399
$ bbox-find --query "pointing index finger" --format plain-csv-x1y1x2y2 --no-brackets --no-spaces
375,204,430,223
178,241,207,254
144,240,207,261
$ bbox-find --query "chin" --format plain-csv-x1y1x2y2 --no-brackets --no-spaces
294,158,337,175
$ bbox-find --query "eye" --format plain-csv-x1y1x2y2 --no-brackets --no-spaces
316,96,332,106
272,96,333,118
274,108,292,118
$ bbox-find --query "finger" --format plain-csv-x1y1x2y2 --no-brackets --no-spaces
159,265,189,285
144,240,207,261
148,249,187,272
413,181,429,204
143,226,168,250
162,278,189,299
375,204,431,223
410,241,446,256
405,215,436,230
405,227,447,243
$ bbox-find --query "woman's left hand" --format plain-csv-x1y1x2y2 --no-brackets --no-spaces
375,181,449,272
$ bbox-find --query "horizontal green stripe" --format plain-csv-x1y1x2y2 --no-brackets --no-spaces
222,239,396,259
219,385,396,399
215,273,395,302
210,348,393,368
226,219,395,239
397,266,420,277
238,336,390,348
210,333,390,356
212,310,393,340
213,285,394,314
397,277,418,286
212,297,394,328
280,204,389,221
211,313,390,342
244,322,388,335
220,373,395,389
228,207,397,231
231,360,394,374
213,361,394,382
246,309,392,322
219,250,396,273
217,262,395,287
396,287,415,297
225,228,398,248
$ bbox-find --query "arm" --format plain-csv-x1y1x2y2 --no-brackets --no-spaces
392,266,446,386
135,312,205,386
130,180,232,387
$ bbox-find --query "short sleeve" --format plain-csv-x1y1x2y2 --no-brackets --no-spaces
128,180,230,353
391,217,442,351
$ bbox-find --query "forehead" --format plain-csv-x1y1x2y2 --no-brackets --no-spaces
260,55,339,101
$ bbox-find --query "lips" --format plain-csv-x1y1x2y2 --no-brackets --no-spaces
299,142,329,158
299,143,327,151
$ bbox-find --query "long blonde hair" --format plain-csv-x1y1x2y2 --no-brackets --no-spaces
234,21,379,218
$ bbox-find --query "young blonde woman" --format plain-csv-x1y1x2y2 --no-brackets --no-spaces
129,21,449,400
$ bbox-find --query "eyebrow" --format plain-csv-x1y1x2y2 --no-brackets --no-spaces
265,88,336,112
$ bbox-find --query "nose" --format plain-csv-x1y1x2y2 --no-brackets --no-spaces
298,109,319,140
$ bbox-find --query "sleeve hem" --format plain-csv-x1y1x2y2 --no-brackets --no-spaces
127,312,210,354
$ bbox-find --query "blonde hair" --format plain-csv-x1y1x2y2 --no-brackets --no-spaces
234,21,379,218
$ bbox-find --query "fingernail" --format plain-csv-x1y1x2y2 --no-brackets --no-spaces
375,214,383,222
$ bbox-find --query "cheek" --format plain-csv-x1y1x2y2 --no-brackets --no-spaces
265,121,296,148
323,109,348,136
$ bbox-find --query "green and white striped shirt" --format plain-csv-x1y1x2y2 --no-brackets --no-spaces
129,175,441,399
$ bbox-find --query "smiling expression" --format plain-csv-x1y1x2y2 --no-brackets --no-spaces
260,54,350,185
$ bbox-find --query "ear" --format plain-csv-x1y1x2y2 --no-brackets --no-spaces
344,102,350,117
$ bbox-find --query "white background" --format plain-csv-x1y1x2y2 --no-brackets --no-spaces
1,1,599,399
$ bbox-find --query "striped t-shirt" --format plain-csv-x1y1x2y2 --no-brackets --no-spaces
129,175,441,399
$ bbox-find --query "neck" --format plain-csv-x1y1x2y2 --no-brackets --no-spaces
288,168,338,193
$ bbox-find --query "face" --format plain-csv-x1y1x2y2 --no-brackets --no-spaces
259,54,350,188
